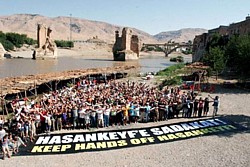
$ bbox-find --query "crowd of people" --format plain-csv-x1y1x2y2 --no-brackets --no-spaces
0,78,220,160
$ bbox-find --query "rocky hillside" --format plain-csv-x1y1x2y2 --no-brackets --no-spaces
154,28,207,43
0,14,207,44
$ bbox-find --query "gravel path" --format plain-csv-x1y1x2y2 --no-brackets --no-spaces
1,85,250,167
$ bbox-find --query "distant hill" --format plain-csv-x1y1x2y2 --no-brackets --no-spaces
0,14,207,44
153,28,207,43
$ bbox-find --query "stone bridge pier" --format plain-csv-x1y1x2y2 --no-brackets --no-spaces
32,24,57,59
112,28,141,61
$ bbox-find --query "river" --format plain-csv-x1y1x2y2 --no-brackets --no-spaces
0,54,192,79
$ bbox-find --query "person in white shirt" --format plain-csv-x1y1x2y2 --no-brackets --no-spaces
103,105,110,127
134,105,140,123
96,106,103,128
78,106,86,129
0,126,6,141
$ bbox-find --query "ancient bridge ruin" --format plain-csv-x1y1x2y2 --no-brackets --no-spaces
143,42,192,56
112,28,140,61
32,24,57,59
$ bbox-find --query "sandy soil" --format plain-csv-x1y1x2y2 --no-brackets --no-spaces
1,78,250,167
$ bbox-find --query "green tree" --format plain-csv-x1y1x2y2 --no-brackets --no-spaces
209,47,226,79
0,31,6,41
0,32,36,51
225,35,250,75
0,40,14,50
224,35,239,67
212,47,225,72
55,40,74,48
236,35,250,75
206,33,228,51
5,33,25,48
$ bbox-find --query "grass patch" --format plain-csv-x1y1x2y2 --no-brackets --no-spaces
156,63,185,76
156,63,186,90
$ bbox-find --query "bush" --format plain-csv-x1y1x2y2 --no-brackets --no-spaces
55,40,74,48
182,49,192,55
0,31,36,51
170,56,184,62
155,46,164,52
24,38,36,45
0,39,14,51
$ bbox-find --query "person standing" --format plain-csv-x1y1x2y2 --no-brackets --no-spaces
110,106,117,126
193,99,199,117
103,105,110,127
122,104,129,125
96,106,104,128
134,104,140,123
203,97,211,116
90,107,97,128
198,97,204,117
145,103,151,122
209,95,220,117
84,110,91,129
0,126,6,141
1,135,11,160
55,109,62,131
187,96,193,118
78,106,86,129
71,106,78,129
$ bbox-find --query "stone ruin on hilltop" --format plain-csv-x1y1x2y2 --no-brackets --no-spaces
113,28,140,61
32,24,57,59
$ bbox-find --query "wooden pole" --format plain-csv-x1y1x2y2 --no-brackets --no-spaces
0,82,3,116
55,80,58,91
4,98,8,116
34,75,37,97
35,86,37,97
1,97,4,117
45,83,53,91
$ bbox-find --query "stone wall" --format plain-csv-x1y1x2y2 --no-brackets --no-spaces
192,16,250,62
33,24,57,59
228,16,250,38
208,26,229,36
131,35,140,57
37,24,47,48
192,33,209,62
113,27,140,61
121,28,132,51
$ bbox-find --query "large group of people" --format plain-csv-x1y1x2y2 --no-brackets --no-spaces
0,78,220,160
